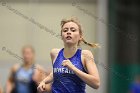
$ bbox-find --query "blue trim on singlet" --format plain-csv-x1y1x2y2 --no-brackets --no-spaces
52,48,87,93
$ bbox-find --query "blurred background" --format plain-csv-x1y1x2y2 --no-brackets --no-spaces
0,0,139,93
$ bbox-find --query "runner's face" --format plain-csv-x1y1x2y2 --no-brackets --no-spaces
22,48,34,64
61,22,81,45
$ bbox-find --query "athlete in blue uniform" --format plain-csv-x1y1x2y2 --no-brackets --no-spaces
52,48,87,93
38,18,100,93
129,75,140,93
6,45,51,93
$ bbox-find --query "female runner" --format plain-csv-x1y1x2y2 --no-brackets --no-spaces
6,45,51,93
38,18,100,93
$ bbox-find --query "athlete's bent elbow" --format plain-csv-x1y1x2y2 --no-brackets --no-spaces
94,82,100,89
91,80,100,89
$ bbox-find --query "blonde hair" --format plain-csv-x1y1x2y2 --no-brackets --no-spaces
22,45,35,53
61,17,100,48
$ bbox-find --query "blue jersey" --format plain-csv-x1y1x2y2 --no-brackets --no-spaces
14,65,37,93
130,82,140,93
52,48,87,93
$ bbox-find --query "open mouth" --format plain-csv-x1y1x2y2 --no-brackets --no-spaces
66,36,72,40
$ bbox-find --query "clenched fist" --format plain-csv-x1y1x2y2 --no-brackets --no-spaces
62,59,75,70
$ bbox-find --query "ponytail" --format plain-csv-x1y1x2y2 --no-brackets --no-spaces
81,38,100,48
